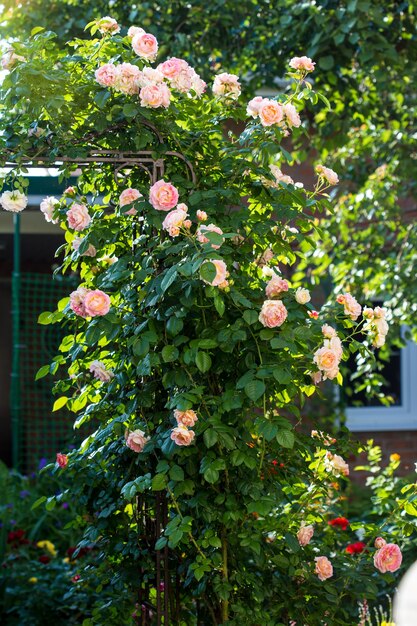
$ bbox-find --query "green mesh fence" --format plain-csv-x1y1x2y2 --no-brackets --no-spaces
13,273,77,471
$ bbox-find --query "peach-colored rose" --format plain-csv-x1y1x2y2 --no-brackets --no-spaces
289,56,315,72
283,103,301,128
265,276,289,298
95,63,118,87
183,219,192,229
174,409,198,428
149,180,179,211
157,57,189,79
67,203,91,231
170,425,195,446
89,360,114,382
56,453,68,468
196,210,208,221
212,72,241,99
115,63,141,95
201,259,228,287
297,524,314,547
162,206,188,237
295,287,311,304
316,164,339,186
127,26,145,39
72,236,97,257
83,290,111,317
337,293,361,321
259,300,288,328
64,186,76,196
374,543,402,573
197,224,224,249
374,537,387,549
70,287,89,317
259,100,284,127
269,164,294,185
40,196,59,223
363,306,374,319
313,346,340,380
314,556,333,581
246,96,264,118
326,452,349,477
132,32,158,61
190,71,206,96
119,188,142,215
140,83,171,108
125,429,149,453
138,66,165,87
322,324,337,338
171,67,194,93
98,16,120,35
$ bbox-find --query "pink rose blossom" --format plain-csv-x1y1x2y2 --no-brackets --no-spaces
97,16,120,35
313,345,340,380
197,224,224,249
190,71,206,96
67,203,91,231
183,219,192,229
149,180,179,211
119,188,142,215
162,206,188,237
295,287,311,304
289,56,315,72
314,556,333,581
283,103,301,128
337,293,361,320
373,543,402,573
115,63,141,95
297,524,314,547
70,287,89,317
269,164,294,185
196,210,208,221
265,276,289,298
174,409,198,428
95,63,118,87
246,96,264,118
326,452,349,477
374,537,387,549
170,68,194,93
322,324,337,338
316,164,339,186
56,453,68,468
170,425,195,446
259,100,284,127
259,300,288,328
72,236,97,257
201,259,228,287
132,32,158,61
64,186,76,196
89,360,114,382
212,73,241,99
83,290,111,317
127,26,145,39
125,429,149,453
157,57,189,79
140,83,171,108
40,196,59,224
138,66,165,87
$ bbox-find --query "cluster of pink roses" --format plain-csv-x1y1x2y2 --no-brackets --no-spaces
212,73,241,100
315,164,339,187
170,409,197,446
162,204,190,236
313,325,343,381
70,287,111,318
363,306,389,348
336,293,362,320
247,96,301,130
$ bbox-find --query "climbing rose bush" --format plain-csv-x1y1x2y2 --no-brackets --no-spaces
1,17,415,626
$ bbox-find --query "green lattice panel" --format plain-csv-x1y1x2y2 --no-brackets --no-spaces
16,273,77,471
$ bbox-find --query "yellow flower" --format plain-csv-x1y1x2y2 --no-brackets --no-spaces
36,540,57,557
390,453,401,463
28,577,38,584
381,622,395,626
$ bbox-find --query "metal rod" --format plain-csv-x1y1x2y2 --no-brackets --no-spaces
10,212,21,468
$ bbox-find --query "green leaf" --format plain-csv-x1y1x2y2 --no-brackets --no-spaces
203,467,219,483
161,266,178,293
243,310,259,325
52,396,68,412
166,317,183,336
162,345,179,363
319,55,334,70
123,103,138,118
285,532,300,553
195,351,212,373
35,364,50,381
214,293,225,316
151,474,167,491
200,261,216,283
169,465,184,482
276,429,295,449
258,421,278,441
204,429,218,448
32,496,47,510
31,26,45,35
244,380,265,401
38,311,54,325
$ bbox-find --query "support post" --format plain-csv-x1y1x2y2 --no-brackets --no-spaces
10,212,21,468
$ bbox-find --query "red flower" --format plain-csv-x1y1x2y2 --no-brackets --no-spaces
328,517,349,530
56,452,68,468
7,529,29,546
71,574,81,583
38,555,50,564
346,541,366,555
